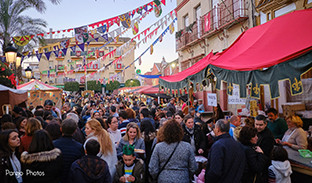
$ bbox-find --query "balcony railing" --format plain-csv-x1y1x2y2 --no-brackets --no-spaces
176,0,248,50
201,0,248,36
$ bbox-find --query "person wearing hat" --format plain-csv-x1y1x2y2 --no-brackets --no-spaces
114,145,145,183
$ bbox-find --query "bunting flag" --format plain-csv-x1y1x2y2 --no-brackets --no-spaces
150,45,153,55
75,26,89,43
138,57,142,65
61,48,68,55
36,52,43,61
12,35,34,46
77,43,85,52
102,34,109,41
53,50,59,57
97,24,107,33
45,52,52,60
132,22,139,35
119,13,131,28
154,0,162,17
60,39,70,48
70,46,76,53
169,23,174,34
161,0,166,5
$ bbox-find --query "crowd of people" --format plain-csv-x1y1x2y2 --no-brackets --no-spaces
0,92,311,183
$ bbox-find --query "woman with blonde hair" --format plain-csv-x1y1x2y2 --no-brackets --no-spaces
84,119,117,178
117,122,145,158
19,118,42,153
276,115,308,150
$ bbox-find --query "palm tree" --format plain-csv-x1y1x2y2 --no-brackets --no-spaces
22,0,61,13
0,0,47,54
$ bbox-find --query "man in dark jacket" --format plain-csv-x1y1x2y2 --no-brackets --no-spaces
53,118,85,183
68,139,111,183
205,119,245,183
255,115,275,182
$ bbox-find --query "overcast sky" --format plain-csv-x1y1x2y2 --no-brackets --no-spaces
23,0,178,74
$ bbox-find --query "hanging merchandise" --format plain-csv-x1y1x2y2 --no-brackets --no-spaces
154,0,162,17
132,22,139,35
75,26,89,43
120,13,131,28
12,35,34,46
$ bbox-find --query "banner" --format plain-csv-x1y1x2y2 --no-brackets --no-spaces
75,26,89,43
204,12,211,32
12,35,34,46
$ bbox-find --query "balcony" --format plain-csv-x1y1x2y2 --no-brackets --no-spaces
176,0,248,50
201,0,248,37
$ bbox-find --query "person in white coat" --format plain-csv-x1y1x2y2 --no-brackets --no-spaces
268,146,292,183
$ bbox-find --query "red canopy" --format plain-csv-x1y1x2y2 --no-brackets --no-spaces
140,85,165,94
160,9,312,84
211,9,312,71
160,52,216,82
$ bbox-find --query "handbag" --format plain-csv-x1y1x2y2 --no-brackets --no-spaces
154,142,180,182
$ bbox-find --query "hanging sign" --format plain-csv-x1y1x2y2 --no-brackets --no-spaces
207,93,217,107
228,85,246,104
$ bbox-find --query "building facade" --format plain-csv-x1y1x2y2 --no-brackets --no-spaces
38,36,136,87
175,0,254,111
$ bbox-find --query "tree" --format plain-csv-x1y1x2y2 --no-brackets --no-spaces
23,0,62,13
0,61,15,88
106,80,120,91
64,81,79,91
87,80,102,92
125,79,140,87
0,0,47,54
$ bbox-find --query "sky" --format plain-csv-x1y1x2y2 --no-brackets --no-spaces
23,0,178,74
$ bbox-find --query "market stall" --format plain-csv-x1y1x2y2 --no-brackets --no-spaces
0,84,27,116
17,80,63,109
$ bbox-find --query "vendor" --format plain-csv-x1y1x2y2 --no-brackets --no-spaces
276,115,308,150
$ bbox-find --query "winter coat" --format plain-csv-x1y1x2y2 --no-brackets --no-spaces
149,141,197,183
205,133,246,183
84,135,118,178
241,144,268,183
268,160,292,183
182,124,206,155
68,155,111,183
256,127,274,158
20,148,63,183
113,158,145,183
53,136,85,183
0,150,18,183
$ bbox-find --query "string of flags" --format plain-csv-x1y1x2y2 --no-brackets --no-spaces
102,17,177,83
41,9,176,80
12,0,168,49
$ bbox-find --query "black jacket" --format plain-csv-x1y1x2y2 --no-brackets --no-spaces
0,150,18,183
256,127,274,158
182,124,206,155
20,148,63,183
205,133,246,183
69,155,111,183
53,136,85,183
241,144,268,183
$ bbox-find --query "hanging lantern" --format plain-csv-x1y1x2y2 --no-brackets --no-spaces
4,43,17,64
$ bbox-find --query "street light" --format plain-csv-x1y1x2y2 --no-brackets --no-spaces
16,52,23,67
171,63,176,69
25,66,32,79
4,43,17,64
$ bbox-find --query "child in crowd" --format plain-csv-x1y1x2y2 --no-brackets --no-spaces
68,139,111,183
268,146,292,183
114,145,145,183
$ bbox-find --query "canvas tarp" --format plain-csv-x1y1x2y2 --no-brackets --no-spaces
159,9,312,99
0,84,27,116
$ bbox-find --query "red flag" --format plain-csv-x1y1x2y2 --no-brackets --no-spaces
161,0,166,6
204,12,211,32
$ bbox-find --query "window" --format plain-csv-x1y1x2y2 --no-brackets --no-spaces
108,47,114,52
195,5,201,38
184,14,189,28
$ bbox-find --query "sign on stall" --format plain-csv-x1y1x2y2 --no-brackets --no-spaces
207,93,217,106
228,85,246,104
